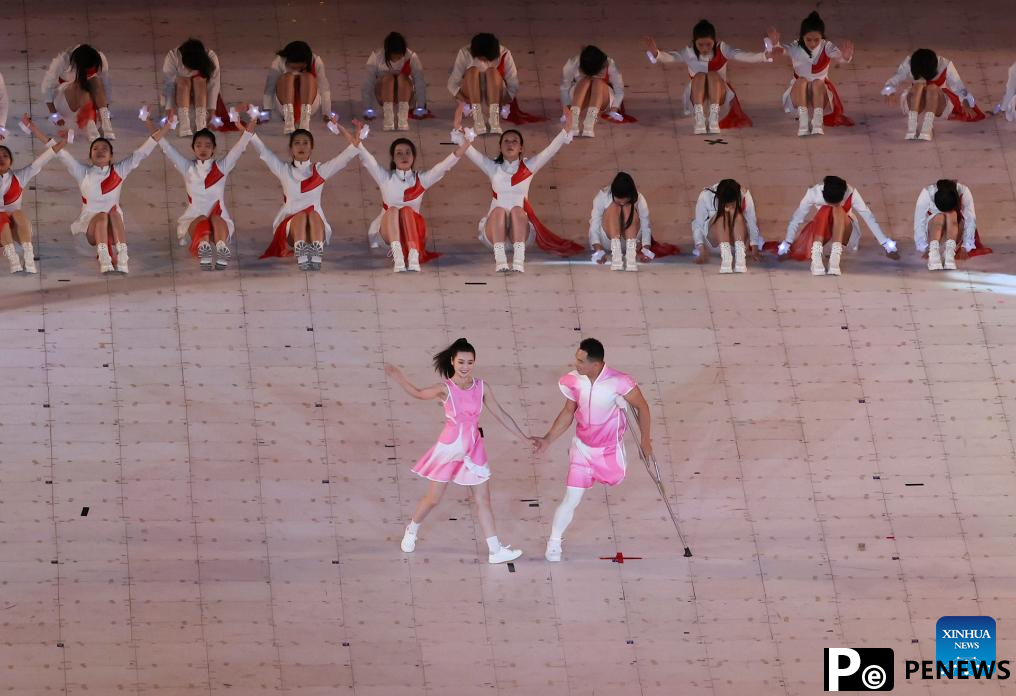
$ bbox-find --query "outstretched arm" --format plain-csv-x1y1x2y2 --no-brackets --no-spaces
249,133,287,179
384,364,447,400
525,124,573,175
482,385,530,441
622,386,653,459
533,399,577,455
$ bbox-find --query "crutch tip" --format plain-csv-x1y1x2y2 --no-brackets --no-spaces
683,547,693,558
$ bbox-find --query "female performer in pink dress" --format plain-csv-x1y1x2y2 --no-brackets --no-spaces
385,338,531,564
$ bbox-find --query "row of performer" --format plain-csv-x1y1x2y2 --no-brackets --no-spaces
3,12,1016,144
0,109,990,275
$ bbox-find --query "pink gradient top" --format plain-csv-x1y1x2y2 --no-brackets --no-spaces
559,366,636,447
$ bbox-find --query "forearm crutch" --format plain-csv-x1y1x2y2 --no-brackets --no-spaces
623,406,692,557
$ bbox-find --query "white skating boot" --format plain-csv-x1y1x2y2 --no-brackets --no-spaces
798,106,810,136
96,243,114,274
390,240,407,272
917,112,935,141
810,240,825,275
178,107,193,137
581,107,599,137
493,242,509,272
811,107,825,135
382,102,395,131
114,243,129,273
943,239,958,270
905,110,919,140
733,240,747,273
98,106,115,140
625,238,638,272
281,104,296,134
610,238,623,270
488,104,502,134
215,240,231,269
194,108,207,132
21,243,37,273
569,106,581,135
719,241,733,273
396,102,410,131
707,103,721,133
693,104,707,135
927,239,943,270
511,241,525,272
3,244,23,273
407,248,421,272
299,104,312,131
471,103,487,134
828,241,843,276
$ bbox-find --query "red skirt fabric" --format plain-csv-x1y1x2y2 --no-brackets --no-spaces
76,100,97,130
601,101,638,124
389,207,441,264
719,86,752,129
647,237,680,258
523,199,583,256
970,229,992,256
504,98,546,125
823,79,854,127
188,219,212,257
789,206,837,261
943,89,986,122
260,205,315,259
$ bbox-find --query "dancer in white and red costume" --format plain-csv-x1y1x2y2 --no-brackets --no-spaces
693,179,765,273
462,109,583,272
643,20,778,134
158,117,255,270
534,338,653,562
0,71,8,141
914,179,990,270
161,38,223,138
0,116,68,273
386,338,531,564
778,175,898,276
263,41,332,134
362,32,429,131
42,44,115,140
997,61,1016,122
589,172,680,271
560,45,627,137
449,33,542,133
883,48,984,141
57,115,172,274
343,122,469,272
779,11,854,136
251,123,360,270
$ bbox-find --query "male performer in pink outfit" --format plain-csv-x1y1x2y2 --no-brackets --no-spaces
534,338,653,561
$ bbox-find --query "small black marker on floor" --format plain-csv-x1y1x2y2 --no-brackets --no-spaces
507,563,516,573
80,507,89,517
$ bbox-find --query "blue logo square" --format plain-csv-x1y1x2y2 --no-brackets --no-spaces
936,616,996,677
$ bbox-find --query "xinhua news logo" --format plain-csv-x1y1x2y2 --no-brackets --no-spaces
824,648,894,691
903,615,1011,680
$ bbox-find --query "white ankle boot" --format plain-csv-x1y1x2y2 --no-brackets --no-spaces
493,242,509,272
610,238,623,270
707,103,721,133
719,242,733,273
198,240,214,269
905,110,919,140
625,238,638,271
299,104,312,131
488,104,502,134
407,248,421,272
309,241,324,270
382,102,395,131
98,106,115,139
569,106,581,135
927,239,943,270
390,240,407,272
471,103,487,134
733,240,747,273
511,242,525,272
582,107,599,137
918,112,935,141
943,239,958,270
3,244,22,273
396,102,410,131
294,240,310,270
811,108,825,135
114,243,129,273
178,107,193,137
798,107,810,136
693,104,707,135
194,108,207,132
96,243,114,273
282,104,295,134
828,241,843,275
810,240,825,275
215,240,230,269
21,243,36,273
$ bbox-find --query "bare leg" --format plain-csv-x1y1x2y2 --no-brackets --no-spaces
790,77,809,108
210,215,229,244
379,74,396,103
508,207,528,243
731,213,748,244
927,213,946,244
276,73,296,106
86,212,109,245
830,205,849,244
86,74,109,109
705,72,727,107
587,77,610,111
395,74,413,103
483,207,508,245
484,67,504,105
572,76,593,110
811,81,827,110
909,81,927,113
459,66,483,104
379,207,401,244
470,482,497,540
298,73,318,106
192,76,207,113
188,217,210,244
289,211,309,245
943,211,960,242
602,202,623,241
306,210,325,243
710,213,732,244
690,73,707,105
0,219,12,245
108,209,126,245
410,481,448,524
10,211,33,245
926,84,946,117
175,77,192,108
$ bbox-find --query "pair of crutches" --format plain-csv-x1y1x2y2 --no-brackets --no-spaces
622,404,693,557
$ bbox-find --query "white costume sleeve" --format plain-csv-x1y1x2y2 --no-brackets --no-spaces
913,187,933,252
524,128,572,175
500,48,519,101
607,58,624,107
113,136,158,179
0,71,8,129
1002,62,1016,121
462,144,499,178
207,50,222,108
410,52,427,107
692,188,713,247
15,148,57,185
219,129,253,174
785,186,820,244
355,142,388,186
560,56,579,106
743,190,763,248
958,183,977,250
637,192,651,246
263,57,284,110
418,152,461,189
719,41,771,64
250,134,287,179
158,138,191,177
99,51,112,105
161,50,177,110
883,56,911,95
318,143,358,179
314,55,331,115
654,48,687,65
588,189,610,248
41,50,71,104
447,47,471,98
56,149,90,183
823,41,851,65
362,51,382,111
849,189,891,245
944,61,975,106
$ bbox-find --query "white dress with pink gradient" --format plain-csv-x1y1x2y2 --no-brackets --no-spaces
412,379,490,486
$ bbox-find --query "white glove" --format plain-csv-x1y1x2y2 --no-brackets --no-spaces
641,247,655,260
358,124,370,141
0,126,8,138
777,241,790,256
607,110,623,122
327,121,340,135
66,130,75,144
450,129,464,145
48,112,61,123
210,115,224,128
763,37,774,53
228,106,240,123
881,85,895,96
882,239,898,254
413,106,427,116
591,249,606,263
500,104,510,119
18,120,31,134
646,50,658,64
364,107,377,119
462,103,473,116
137,104,150,121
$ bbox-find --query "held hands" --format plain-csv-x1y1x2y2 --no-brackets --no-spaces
764,27,784,57
531,436,549,456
